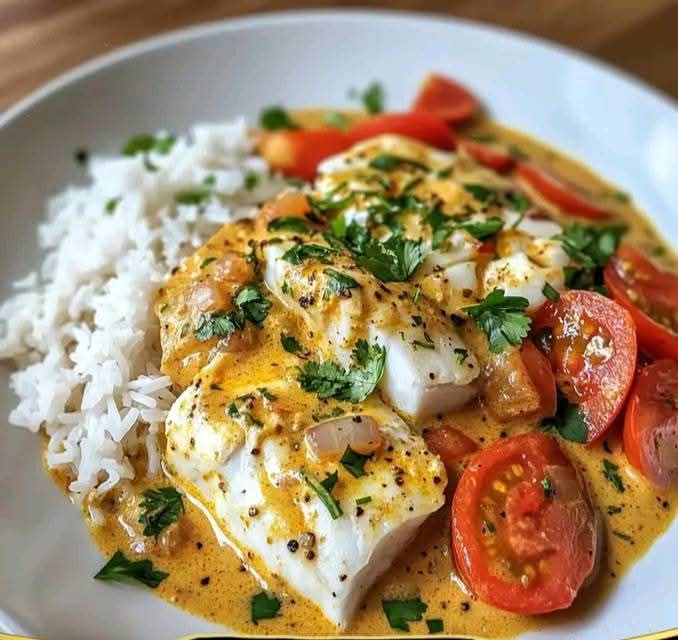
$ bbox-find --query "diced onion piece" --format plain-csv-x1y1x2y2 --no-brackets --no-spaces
305,415,383,460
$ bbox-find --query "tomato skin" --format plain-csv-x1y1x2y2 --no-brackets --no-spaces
347,112,456,150
424,425,478,473
623,359,678,487
516,162,612,220
533,291,637,442
258,129,351,181
520,340,557,418
412,73,479,125
459,140,514,172
604,246,678,360
452,433,597,615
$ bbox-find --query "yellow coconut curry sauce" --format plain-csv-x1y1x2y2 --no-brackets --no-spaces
49,114,677,639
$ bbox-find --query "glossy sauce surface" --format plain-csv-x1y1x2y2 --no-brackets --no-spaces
57,116,677,638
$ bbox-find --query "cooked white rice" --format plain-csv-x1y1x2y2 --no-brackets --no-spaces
0,118,285,496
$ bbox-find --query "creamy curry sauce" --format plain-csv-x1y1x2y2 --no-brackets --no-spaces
49,115,677,638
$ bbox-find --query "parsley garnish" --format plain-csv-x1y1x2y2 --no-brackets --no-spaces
426,619,444,634
464,289,531,353
298,340,386,403
324,269,360,298
340,446,372,478
324,111,349,130
369,153,429,173
350,81,385,114
541,476,555,498
281,334,302,353
357,233,423,282
603,459,625,492
200,256,216,269
122,133,175,157
233,284,272,326
259,106,297,131
382,597,428,631
105,197,120,215
303,471,342,519
244,172,260,190
457,216,504,240
268,217,310,233
195,310,245,342
282,243,337,265
463,183,496,204
94,550,168,588
484,519,496,534
613,530,632,542
175,175,216,205
454,347,469,364
138,487,184,538
251,592,281,623
542,282,560,302
542,394,588,443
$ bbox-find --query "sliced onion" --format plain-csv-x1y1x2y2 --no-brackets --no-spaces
305,415,383,460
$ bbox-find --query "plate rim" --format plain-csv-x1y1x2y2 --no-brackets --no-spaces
1,8,676,135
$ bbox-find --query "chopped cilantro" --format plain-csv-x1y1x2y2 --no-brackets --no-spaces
369,153,429,172
464,289,531,353
542,394,588,443
426,618,444,634
357,233,423,282
251,591,281,623
233,284,272,326
138,487,184,538
200,256,216,269
484,519,496,534
268,217,310,233
382,597,428,631
303,471,342,519
463,183,496,204
340,446,372,478
603,459,625,493
457,216,504,240
281,334,302,353
282,243,337,265
612,530,632,542
542,282,560,302
324,111,349,130
244,172,260,190
324,268,360,298
105,197,120,215
94,550,168,588
541,476,555,498
297,340,386,403
122,133,175,156
259,106,297,131
175,175,216,205
555,223,627,269
195,310,245,342
350,81,385,114
454,347,469,364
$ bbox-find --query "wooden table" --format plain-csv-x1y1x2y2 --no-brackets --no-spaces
2,0,677,112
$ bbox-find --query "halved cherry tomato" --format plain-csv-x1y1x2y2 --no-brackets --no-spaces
347,112,456,150
516,162,613,220
412,73,479,125
532,291,637,441
256,191,312,234
452,433,598,614
258,129,351,181
624,359,678,487
424,425,478,473
604,245,678,360
459,139,514,172
520,340,557,418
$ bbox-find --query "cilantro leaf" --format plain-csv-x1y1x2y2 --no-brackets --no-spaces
251,592,281,623
350,81,385,114
138,487,184,538
297,340,386,403
303,471,343,519
259,106,297,131
603,459,625,492
555,223,627,268
541,476,555,498
281,334,302,353
382,597,428,631
357,233,423,282
94,550,168,588
233,284,272,326
122,133,175,156
324,268,360,298
195,310,245,342
324,111,349,130
542,282,560,302
457,216,504,240
464,289,531,353
463,183,497,204
267,217,310,233
369,153,429,172
340,446,372,478
427,619,444,634
542,394,588,443
282,243,338,265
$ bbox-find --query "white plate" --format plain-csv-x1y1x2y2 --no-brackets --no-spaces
1,10,676,640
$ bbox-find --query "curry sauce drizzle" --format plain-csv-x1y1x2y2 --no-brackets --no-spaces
48,115,677,638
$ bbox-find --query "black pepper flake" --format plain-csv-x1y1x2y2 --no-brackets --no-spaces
248,506,259,517
339,574,347,582
433,476,442,484
461,601,470,612
250,447,260,456
200,576,210,586
500,431,508,439
356,506,365,517
196,541,204,550
287,539,300,553
395,476,405,486
305,550,316,560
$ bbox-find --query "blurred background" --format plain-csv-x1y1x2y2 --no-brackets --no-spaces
2,0,677,111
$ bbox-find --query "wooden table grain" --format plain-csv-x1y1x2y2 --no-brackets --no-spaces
1,0,677,112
